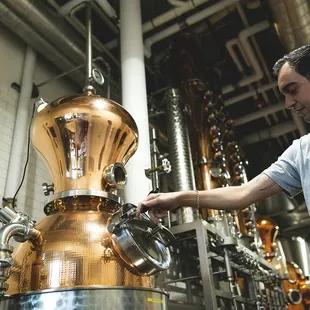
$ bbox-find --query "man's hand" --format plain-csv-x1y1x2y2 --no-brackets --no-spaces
136,192,181,223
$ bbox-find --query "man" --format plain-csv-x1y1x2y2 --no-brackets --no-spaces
137,45,310,224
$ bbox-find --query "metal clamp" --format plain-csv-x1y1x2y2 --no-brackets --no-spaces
145,223,176,247
42,183,55,196
107,203,137,233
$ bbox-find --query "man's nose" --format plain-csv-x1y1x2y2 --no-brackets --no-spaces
284,96,296,109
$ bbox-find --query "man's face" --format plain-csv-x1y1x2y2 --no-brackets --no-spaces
278,61,310,122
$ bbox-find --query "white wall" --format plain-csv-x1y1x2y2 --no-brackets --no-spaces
0,25,79,221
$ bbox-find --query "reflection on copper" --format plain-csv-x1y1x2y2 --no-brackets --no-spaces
7,197,153,295
31,94,138,194
186,81,228,220
168,34,229,220
256,217,279,261
6,93,155,296
257,218,309,307
299,277,310,305
225,141,254,236
284,262,306,310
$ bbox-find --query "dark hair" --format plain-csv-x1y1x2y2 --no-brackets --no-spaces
273,45,310,79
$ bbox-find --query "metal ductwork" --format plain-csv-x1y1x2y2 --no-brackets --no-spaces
268,0,310,52
0,2,84,87
0,0,119,96
2,0,85,63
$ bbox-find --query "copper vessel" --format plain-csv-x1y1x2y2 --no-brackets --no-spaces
185,73,229,221
257,218,309,308
0,93,170,309
256,217,279,262
283,262,306,309
31,94,139,193
167,34,228,220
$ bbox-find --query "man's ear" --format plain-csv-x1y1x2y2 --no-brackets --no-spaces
296,55,310,79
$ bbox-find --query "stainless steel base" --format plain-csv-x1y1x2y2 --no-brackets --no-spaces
0,287,168,310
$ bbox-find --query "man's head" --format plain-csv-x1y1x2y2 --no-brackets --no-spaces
273,45,310,122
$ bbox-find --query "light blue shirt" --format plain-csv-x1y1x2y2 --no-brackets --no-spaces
263,134,310,212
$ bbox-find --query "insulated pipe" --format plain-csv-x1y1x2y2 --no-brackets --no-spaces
237,4,274,85
143,0,210,32
222,20,270,94
225,35,271,123
224,81,278,106
233,103,285,126
238,20,269,84
0,0,120,94
225,38,250,73
0,3,85,87
168,0,192,6
236,3,281,107
2,0,85,65
59,0,117,21
144,0,240,58
120,0,152,205
58,0,89,15
269,0,310,52
240,121,296,145
96,0,118,20
105,0,210,50
4,46,36,200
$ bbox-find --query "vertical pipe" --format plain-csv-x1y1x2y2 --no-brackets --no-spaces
165,88,199,224
223,247,241,309
150,128,160,190
120,0,152,205
4,45,36,199
85,4,92,87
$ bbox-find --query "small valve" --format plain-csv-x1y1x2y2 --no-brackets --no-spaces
145,158,171,178
42,183,55,196
161,158,171,174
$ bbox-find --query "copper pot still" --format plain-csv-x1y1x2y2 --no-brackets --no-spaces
0,92,172,310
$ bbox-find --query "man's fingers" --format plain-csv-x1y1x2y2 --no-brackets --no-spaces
154,209,168,218
148,210,159,224
136,193,161,216
141,194,161,208
136,202,146,216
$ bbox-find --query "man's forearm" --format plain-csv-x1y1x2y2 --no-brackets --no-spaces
178,186,249,211
176,174,282,211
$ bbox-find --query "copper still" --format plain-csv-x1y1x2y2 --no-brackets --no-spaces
225,141,263,252
256,218,310,308
167,34,229,221
185,76,229,221
0,92,172,309
0,5,174,308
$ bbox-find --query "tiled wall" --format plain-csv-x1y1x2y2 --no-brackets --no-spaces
0,25,79,222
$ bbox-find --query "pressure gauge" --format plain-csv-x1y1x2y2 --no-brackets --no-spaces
92,68,104,85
